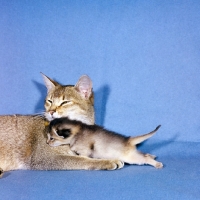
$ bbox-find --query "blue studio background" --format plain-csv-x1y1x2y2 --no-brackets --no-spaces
0,1,200,200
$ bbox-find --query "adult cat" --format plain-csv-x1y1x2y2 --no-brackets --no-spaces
0,74,123,176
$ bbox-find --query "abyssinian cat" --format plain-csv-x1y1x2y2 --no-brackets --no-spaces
0,74,124,177
47,117,163,168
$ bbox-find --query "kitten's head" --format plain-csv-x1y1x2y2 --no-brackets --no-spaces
47,118,80,147
47,125,71,147
41,73,95,125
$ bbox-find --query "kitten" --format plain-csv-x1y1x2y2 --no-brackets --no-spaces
0,74,123,178
47,117,163,168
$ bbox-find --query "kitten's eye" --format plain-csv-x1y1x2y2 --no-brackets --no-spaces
60,101,70,106
50,137,54,141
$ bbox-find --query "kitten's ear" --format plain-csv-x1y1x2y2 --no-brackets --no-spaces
75,75,93,99
40,72,59,93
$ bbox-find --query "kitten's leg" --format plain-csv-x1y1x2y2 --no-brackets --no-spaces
145,153,156,159
143,154,163,168
0,167,4,178
63,147,77,156
125,151,163,169
31,155,124,170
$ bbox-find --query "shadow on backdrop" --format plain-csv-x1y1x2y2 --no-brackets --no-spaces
94,85,110,126
137,134,179,156
33,80,47,113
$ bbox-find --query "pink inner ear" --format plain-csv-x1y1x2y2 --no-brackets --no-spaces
75,75,92,99
79,87,90,98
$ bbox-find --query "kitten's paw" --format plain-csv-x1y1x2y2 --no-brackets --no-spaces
66,149,77,156
155,162,163,169
145,153,157,159
0,168,4,178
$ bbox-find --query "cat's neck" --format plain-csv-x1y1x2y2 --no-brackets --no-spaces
67,110,94,125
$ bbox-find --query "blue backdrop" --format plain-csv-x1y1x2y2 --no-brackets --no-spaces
1,0,200,142
1,1,200,200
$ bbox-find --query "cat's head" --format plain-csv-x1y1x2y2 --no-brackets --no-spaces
41,73,95,125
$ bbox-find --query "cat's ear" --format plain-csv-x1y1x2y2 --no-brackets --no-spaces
75,75,93,99
40,72,59,93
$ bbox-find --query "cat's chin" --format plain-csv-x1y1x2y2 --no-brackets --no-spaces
44,113,60,122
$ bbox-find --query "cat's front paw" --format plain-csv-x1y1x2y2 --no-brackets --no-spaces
104,160,124,170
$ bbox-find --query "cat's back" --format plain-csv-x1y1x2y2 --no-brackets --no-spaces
77,124,128,149
0,114,45,138
0,115,46,171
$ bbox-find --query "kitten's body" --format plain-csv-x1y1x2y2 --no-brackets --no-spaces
47,118,163,168
0,74,123,175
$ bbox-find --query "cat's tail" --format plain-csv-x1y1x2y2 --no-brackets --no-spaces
129,125,161,145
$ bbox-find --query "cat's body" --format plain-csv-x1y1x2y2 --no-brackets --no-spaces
47,117,163,168
0,74,124,175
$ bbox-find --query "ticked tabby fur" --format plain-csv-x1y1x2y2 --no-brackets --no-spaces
0,74,124,177
47,117,163,168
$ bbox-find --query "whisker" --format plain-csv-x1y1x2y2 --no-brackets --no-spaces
28,112,46,121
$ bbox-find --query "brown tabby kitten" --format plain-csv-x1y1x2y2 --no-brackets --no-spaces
0,74,124,177
47,117,163,168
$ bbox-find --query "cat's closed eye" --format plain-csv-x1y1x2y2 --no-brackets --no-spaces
60,101,71,106
47,100,52,104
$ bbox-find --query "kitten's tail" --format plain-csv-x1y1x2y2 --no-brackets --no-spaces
129,125,161,145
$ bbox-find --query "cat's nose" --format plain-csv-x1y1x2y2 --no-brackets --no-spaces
49,111,55,116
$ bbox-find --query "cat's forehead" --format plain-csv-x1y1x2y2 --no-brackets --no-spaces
49,85,78,98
